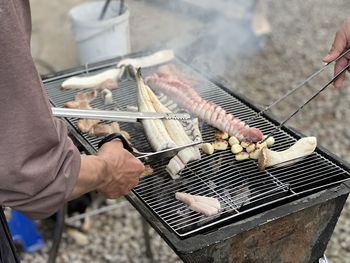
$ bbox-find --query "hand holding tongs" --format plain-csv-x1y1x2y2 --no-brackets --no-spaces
247,48,350,143
51,108,191,122
98,133,202,163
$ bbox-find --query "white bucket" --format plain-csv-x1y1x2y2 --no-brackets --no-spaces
69,1,131,65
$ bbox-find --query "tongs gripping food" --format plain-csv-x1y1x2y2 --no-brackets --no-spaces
249,48,350,143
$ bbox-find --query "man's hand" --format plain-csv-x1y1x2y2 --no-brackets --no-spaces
323,19,350,89
95,140,144,198
68,141,144,201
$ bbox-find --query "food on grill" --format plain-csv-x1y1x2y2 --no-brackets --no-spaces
215,130,229,140
77,119,100,133
101,89,113,105
145,86,201,176
231,144,243,154
175,192,221,217
88,122,120,137
61,68,121,90
74,90,98,101
63,100,92,109
201,143,214,155
158,64,199,86
136,69,177,152
140,165,154,178
228,136,240,146
263,135,275,147
256,141,267,150
240,141,250,149
98,79,118,90
166,156,187,178
136,69,200,179
189,118,202,142
212,139,228,151
235,152,250,161
126,105,138,112
245,144,256,153
117,49,175,68
63,90,97,109
62,90,102,133
258,136,317,170
158,94,202,142
249,149,262,160
206,129,275,162
145,66,263,142
233,140,270,161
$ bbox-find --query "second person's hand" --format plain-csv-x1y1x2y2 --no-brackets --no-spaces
323,18,350,89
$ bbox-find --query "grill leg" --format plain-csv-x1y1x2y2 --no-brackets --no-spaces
141,217,154,262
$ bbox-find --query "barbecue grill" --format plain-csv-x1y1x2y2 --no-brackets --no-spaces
42,51,350,263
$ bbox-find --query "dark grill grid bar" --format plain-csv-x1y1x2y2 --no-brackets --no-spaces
43,57,350,238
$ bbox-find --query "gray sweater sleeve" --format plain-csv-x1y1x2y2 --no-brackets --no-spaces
0,0,81,219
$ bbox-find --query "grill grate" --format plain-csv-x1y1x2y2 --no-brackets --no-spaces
43,57,350,238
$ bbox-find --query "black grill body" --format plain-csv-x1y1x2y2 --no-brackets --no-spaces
42,52,350,263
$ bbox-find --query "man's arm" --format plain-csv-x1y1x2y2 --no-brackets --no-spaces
69,141,144,201
0,1,144,219
0,1,83,219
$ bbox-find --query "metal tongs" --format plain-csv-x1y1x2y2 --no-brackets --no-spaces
98,133,202,163
247,48,350,143
51,108,191,122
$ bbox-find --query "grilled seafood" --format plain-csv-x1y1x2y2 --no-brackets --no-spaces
175,192,221,217
145,66,263,142
136,69,200,179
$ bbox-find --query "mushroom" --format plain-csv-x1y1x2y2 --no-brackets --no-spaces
231,144,243,154
228,136,240,146
215,130,229,140
258,137,317,170
240,141,250,148
212,139,228,151
202,143,215,155
246,144,256,153
235,152,250,161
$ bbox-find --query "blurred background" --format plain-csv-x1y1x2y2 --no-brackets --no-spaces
18,0,350,262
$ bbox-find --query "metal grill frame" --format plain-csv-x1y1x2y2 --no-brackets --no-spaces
42,52,350,254
129,75,350,256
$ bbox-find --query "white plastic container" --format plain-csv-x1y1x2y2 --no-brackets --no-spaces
69,1,131,65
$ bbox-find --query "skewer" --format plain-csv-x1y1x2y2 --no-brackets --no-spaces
245,48,350,126
261,61,350,143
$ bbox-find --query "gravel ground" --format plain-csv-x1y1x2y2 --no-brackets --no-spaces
21,200,182,263
18,0,350,262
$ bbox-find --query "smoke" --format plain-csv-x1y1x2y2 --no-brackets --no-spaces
155,0,267,78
